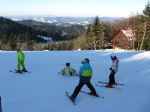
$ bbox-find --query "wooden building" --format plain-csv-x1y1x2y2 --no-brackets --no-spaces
111,28,136,50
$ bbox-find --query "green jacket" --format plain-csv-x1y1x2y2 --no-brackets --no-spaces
17,51,25,62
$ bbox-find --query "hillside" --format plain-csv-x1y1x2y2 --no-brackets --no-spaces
8,16,124,25
0,50,149,112
18,20,86,40
0,17,49,43
0,17,86,44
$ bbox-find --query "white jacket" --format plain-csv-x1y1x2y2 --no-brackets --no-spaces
111,58,119,72
61,66,76,76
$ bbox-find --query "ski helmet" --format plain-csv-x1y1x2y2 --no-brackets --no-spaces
110,53,116,57
110,53,117,60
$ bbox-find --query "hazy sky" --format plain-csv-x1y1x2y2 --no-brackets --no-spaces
0,0,149,17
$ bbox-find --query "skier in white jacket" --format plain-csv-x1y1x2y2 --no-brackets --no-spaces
106,53,119,87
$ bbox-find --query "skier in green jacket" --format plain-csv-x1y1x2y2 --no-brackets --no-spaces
17,49,27,73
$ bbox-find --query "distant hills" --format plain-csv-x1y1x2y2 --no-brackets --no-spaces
0,17,46,43
7,16,124,26
0,16,126,50
17,20,85,40
0,16,124,44
0,16,86,43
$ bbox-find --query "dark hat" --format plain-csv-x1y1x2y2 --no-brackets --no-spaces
66,63,70,66
84,58,89,63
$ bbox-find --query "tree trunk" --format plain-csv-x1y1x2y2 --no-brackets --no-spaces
93,37,96,50
137,36,140,50
140,22,147,50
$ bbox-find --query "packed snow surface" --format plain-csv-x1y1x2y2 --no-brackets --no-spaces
0,50,150,112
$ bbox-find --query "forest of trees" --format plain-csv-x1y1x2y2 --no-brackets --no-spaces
0,2,150,51
0,17,85,50
18,20,85,41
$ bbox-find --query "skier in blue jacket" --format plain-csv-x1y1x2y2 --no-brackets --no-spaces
70,58,98,101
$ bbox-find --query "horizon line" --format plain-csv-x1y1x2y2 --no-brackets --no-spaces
1,15,127,18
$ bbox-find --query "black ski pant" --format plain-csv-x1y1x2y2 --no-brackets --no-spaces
109,70,116,85
71,76,96,99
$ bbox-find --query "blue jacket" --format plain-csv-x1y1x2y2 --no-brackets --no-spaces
79,63,92,77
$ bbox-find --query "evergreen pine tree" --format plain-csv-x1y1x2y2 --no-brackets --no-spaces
143,1,150,17
85,16,105,50
85,24,93,49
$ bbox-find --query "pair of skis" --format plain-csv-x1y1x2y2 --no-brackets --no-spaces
10,69,31,74
96,81,124,90
65,91,104,105
80,91,104,99
66,81,124,105
98,81,124,86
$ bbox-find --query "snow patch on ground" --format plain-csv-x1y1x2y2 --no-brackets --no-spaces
122,51,150,62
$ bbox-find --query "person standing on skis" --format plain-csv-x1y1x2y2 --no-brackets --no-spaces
17,49,27,73
69,58,98,102
106,53,119,87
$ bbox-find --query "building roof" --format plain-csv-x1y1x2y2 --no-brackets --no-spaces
121,28,135,40
111,28,136,49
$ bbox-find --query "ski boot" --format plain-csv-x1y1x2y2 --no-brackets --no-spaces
69,96,75,102
22,68,28,72
16,70,22,73
105,84,113,88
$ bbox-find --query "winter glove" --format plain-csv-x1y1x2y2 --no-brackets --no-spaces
109,67,112,70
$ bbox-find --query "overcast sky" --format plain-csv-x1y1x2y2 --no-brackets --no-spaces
0,0,149,17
